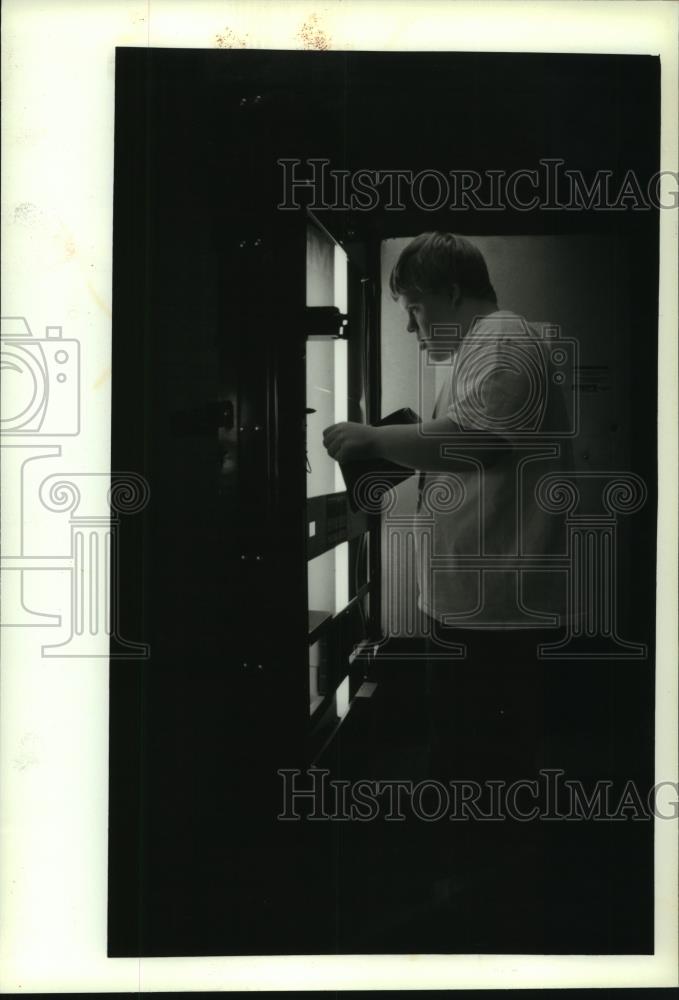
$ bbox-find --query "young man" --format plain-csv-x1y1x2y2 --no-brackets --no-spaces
323,232,571,782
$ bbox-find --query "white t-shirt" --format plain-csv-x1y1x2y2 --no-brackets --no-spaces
416,310,573,627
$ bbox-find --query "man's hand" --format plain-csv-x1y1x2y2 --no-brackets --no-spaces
322,422,378,463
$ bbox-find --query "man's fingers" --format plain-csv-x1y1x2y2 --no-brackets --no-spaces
322,424,344,446
323,423,354,462
323,422,348,436
326,440,342,460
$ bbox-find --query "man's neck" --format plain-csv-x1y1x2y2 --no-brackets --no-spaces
459,299,498,338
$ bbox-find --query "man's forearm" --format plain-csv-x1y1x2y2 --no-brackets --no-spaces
372,417,509,472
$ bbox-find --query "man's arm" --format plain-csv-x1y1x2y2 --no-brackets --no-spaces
374,417,509,470
322,417,510,472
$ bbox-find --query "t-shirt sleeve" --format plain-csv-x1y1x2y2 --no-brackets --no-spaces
447,327,546,439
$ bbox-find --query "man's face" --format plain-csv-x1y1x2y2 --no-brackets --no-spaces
397,289,458,350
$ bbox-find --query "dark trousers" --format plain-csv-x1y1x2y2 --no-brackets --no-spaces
424,621,559,784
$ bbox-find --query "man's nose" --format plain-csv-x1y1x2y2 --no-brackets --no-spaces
406,317,418,334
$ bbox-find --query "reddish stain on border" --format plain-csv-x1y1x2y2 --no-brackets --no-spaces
215,27,249,48
297,14,331,51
